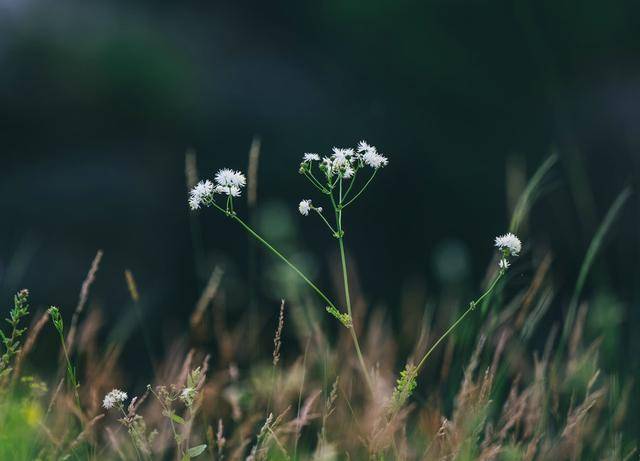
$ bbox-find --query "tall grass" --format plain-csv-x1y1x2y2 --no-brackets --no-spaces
0,149,636,460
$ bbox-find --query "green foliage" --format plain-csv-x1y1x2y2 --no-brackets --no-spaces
47,306,80,403
325,305,352,328
390,364,417,412
0,289,30,385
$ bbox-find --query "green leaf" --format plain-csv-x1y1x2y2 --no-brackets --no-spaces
188,445,207,457
163,411,186,425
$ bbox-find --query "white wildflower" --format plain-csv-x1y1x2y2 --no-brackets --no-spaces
494,233,522,256
211,168,246,196
357,140,376,155
188,180,214,210
498,258,510,269
331,148,350,170
215,168,246,188
299,199,312,216
362,149,388,169
343,165,355,178
189,196,201,210
302,153,320,163
332,147,355,158
103,389,128,410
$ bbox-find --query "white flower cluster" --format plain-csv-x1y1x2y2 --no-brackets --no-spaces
300,140,388,178
188,168,247,210
494,232,522,270
298,199,322,216
188,180,214,210
102,388,128,410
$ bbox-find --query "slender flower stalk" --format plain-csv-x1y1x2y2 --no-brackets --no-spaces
390,233,522,410
189,168,351,327
189,141,389,393
297,141,389,393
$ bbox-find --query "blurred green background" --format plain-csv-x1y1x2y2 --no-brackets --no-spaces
0,0,638,433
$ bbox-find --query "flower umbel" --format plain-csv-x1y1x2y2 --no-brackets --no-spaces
188,180,214,210
495,232,522,270
298,199,322,216
188,167,247,212
494,232,522,256
103,389,128,410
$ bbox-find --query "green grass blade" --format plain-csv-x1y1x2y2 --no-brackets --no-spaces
509,152,558,234
561,187,632,346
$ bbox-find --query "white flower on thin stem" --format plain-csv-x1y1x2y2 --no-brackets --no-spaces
188,180,214,210
299,199,312,216
302,153,320,163
215,169,246,188
103,389,128,410
498,258,510,269
362,149,388,169
332,147,355,158
331,148,351,170
357,140,376,155
494,233,522,256
211,168,247,196
343,165,355,178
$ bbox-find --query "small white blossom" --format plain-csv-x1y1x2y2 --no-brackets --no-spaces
210,168,246,197
302,153,320,163
180,387,196,405
332,147,355,158
331,149,350,170
299,199,312,216
494,233,522,256
498,258,510,269
357,140,376,155
215,169,246,188
362,149,388,168
188,180,214,210
103,389,128,410
343,165,355,178
189,196,201,210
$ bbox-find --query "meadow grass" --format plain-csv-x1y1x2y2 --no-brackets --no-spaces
0,145,636,460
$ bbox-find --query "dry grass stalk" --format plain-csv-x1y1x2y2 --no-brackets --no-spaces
66,249,103,353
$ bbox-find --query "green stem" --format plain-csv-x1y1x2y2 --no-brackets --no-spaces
414,271,504,375
342,168,359,201
315,209,337,235
57,330,80,407
334,180,375,394
229,212,342,317
343,169,377,208
303,171,329,194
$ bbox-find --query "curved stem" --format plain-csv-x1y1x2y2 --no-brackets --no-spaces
338,236,375,394
315,209,337,235
230,213,342,316
342,168,359,201
414,271,504,375
334,180,375,394
303,171,329,194
343,169,377,208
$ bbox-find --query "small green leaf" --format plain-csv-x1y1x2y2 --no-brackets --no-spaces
165,412,185,425
188,445,207,457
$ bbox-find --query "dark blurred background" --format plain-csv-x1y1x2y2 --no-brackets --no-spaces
0,0,638,385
